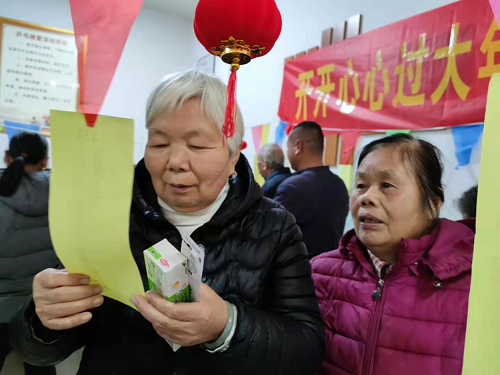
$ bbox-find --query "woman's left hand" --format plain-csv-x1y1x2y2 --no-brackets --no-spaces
131,283,228,347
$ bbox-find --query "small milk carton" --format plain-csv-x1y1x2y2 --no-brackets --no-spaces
144,239,190,304
144,239,190,352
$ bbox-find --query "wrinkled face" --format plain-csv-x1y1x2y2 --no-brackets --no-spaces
145,98,239,213
350,147,433,256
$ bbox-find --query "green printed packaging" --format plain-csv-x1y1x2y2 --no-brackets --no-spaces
144,239,190,303
144,239,190,352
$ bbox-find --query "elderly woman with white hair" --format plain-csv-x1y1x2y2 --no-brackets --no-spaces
12,70,324,375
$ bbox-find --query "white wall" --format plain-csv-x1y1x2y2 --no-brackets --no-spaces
0,0,197,165
101,6,196,162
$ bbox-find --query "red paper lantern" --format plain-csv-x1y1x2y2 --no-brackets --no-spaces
194,0,282,140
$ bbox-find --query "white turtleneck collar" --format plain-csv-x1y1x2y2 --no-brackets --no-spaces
158,182,230,237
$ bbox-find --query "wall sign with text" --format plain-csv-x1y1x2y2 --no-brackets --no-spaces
0,17,84,130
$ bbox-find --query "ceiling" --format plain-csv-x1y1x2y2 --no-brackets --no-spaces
143,0,199,20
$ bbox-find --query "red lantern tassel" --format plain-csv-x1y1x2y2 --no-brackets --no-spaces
222,68,237,139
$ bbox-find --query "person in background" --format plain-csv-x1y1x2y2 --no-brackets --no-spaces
12,70,324,375
257,143,291,199
274,121,349,259
312,134,474,375
0,132,58,375
458,185,478,219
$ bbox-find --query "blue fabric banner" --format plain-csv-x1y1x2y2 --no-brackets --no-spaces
451,124,484,169
4,121,41,141
275,121,287,145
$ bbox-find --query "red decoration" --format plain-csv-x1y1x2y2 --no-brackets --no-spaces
224,68,237,139
84,113,98,128
194,0,282,139
285,123,295,136
194,0,282,60
279,0,493,132
251,126,264,154
69,0,143,127
341,132,361,165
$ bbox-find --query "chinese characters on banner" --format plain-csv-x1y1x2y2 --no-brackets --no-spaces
0,22,81,126
278,0,497,131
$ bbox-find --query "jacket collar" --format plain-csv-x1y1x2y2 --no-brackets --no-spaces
291,165,329,177
266,167,290,181
340,218,475,280
131,154,262,228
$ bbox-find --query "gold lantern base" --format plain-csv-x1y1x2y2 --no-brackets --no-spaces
211,36,265,70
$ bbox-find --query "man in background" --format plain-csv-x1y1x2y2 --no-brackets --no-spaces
257,143,291,199
274,121,349,259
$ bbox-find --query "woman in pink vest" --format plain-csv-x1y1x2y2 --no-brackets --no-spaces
312,134,474,375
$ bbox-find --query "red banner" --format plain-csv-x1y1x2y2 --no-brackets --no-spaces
278,0,497,131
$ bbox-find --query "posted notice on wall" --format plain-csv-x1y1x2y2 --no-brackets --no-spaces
0,23,79,125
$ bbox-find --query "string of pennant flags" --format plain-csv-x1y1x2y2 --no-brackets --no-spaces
2,116,483,185
0,120,44,140
254,121,484,189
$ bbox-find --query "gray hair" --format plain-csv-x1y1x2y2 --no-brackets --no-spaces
146,70,244,154
258,143,285,170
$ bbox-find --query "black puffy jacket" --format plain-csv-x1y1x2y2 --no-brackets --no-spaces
12,155,324,375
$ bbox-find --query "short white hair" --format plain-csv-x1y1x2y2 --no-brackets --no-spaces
258,143,285,170
146,70,244,154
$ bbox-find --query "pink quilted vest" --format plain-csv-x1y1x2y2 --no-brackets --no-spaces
311,219,475,375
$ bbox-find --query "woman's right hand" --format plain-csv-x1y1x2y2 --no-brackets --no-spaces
33,268,104,330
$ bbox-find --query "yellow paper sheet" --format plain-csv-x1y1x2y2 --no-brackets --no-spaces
462,74,500,375
49,110,144,309
338,164,354,191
